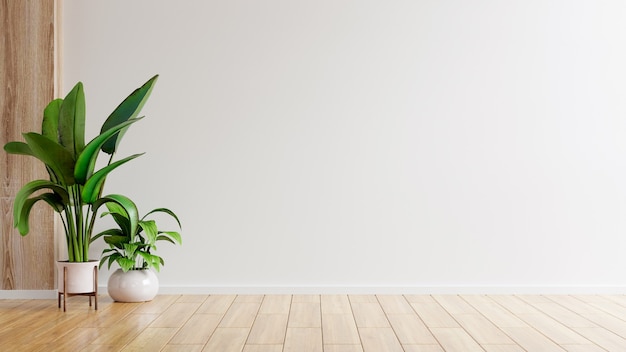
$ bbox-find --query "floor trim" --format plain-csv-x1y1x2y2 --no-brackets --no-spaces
2,286,625,299
156,285,626,295
0,290,57,299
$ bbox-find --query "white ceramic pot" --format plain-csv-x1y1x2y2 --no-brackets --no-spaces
107,268,159,302
57,261,98,294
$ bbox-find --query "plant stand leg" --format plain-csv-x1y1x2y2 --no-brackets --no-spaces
88,266,98,309
62,267,67,312
94,266,98,310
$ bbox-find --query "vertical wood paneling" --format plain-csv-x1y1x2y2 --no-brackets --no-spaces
0,0,56,289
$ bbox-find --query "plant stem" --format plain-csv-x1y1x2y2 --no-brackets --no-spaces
65,202,78,262
86,205,98,257
71,185,83,261
59,213,72,261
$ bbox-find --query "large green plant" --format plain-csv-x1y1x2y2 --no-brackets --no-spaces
95,195,182,272
3,75,159,262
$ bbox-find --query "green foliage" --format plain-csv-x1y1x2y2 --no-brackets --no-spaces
3,75,159,262
100,75,158,155
95,195,182,272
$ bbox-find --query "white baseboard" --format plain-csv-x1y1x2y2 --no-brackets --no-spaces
3,286,625,299
149,285,626,295
0,290,57,299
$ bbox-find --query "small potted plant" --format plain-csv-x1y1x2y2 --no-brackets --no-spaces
4,75,158,307
95,195,182,302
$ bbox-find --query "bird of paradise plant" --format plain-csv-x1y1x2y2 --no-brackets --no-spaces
3,75,159,262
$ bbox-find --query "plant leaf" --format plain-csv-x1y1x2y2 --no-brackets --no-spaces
138,251,162,272
42,99,63,141
2,142,54,182
106,252,122,270
15,193,63,236
110,212,132,236
81,152,144,204
99,251,120,269
118,257,136,272
99,256,109,270
22,133,76,185
100,75,159,154
37,193,65,212
93,194,139,240
13,180,69,228
156,235,175,244
58,82,86,157
91,228,124,243
140,220,158,245
3,141,34,156
143,207,182,229
74,117,142,185
158,231,182,245
104,234,130,246
123,243,139,255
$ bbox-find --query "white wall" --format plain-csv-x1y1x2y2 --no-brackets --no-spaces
63,0,626,293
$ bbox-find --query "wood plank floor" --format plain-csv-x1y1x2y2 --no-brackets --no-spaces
1,295,626,351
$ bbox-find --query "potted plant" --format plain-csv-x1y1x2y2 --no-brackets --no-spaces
95,195,181,302
3,75,159,303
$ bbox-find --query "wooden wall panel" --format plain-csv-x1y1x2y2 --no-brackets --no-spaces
0,1,56,289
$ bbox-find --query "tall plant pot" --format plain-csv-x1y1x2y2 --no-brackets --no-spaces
56,261,98,311
107,268,159,302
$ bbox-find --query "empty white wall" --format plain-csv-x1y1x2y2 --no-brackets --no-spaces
63,0,626,292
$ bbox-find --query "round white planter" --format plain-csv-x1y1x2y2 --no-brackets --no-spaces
57,261,98,294
107,268,159,302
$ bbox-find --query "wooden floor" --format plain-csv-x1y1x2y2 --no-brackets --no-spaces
1,295,626,351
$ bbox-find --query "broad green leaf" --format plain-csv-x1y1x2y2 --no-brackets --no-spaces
74,117,142,185
137,251,154,262
104,234,130,246
123,243,139,255
158,231,182,245
100,75,158,154
37,193,65,212
99,252,117,269
42,99,63,141
103,252,123,270
156,235,175,245
118,257,136,272
22,133,76,185
138,252,162,272
45,166,59,183
4,142,54,182
104,201,127,216
3,142,56,182
99,256,108,269
15,193,62,236
81,153,144,203
143,207,182,229
140,220,158,245
58,82,86,157
3,141,35,157
103,202,133,235
91,229,124,243
110,212,132,236
93,194,139,240
13,180,69,226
